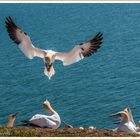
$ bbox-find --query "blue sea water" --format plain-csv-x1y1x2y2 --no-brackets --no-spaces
0,3,140,129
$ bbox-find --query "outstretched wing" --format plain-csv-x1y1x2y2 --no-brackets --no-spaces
55,32,103,65
5,16,45,59
81,32,103,57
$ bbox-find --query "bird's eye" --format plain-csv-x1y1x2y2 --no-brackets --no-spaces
79,43,83,45
24,32,27,35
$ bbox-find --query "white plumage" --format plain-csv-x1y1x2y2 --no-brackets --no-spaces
29,113,60,129
21,99,61,129
110,107,138,133
6,16,103,80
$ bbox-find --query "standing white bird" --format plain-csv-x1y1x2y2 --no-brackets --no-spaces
5,16,103,80
21,99,61,129
110,107,137,133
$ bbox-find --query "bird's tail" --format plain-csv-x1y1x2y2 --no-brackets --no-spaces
63,121,69,125
20,120,41,128
20,120,31,126
14,123,29,127
63,121,73,128
21,120,30,123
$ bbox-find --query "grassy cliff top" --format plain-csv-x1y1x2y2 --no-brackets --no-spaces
0,127,140,137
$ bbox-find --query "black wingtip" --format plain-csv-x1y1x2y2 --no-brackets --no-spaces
82,32,103,57
90,32,103,43
96,32,103,38
5,16,21,45
9,16,12,19
6,16,12,23
5,16,17,28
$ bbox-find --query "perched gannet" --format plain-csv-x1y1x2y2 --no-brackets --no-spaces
7,112,19,127
63,121,73,129
21,99,61,129
5,16,103,80
110,107,137,133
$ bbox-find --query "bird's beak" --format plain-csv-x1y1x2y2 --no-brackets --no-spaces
12,112,19,118
109,112,121,118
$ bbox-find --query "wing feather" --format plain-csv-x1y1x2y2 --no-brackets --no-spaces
5,16,45,59
5,16,21,45
55,32,103,65
81,32,103,57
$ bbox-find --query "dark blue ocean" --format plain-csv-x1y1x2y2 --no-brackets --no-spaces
0,3,140,129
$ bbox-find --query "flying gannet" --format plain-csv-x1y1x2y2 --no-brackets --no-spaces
21,99,61,129
5,16,103,80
